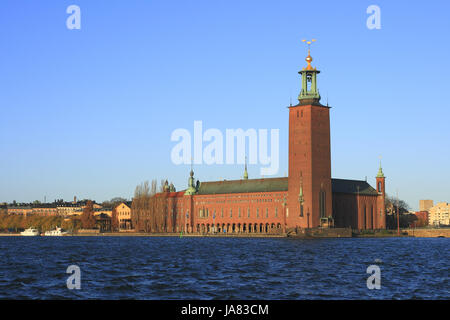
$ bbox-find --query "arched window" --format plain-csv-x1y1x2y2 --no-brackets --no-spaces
378,182,382,192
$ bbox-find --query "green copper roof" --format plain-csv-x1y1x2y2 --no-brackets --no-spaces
197,177,288,195
331,178,378,196
192,177,378,196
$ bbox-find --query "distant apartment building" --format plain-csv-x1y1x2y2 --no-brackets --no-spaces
31,204,58,216
115,202,133,230
419,200,434,212
7,205,33,216
56,203,83,216
7,200,103,217
428,202,450,226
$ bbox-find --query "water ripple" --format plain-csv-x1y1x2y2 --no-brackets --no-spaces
0,237,448,299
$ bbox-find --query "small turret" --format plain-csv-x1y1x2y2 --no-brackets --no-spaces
163,180,169,192
298,39,321,104
376,161,385,178
184,169,197,195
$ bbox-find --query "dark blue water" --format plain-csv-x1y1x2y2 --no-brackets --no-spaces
0,237,448,299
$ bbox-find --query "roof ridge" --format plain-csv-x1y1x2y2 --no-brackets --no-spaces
201,176,287,184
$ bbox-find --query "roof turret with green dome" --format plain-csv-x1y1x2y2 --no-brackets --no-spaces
184,168,197,195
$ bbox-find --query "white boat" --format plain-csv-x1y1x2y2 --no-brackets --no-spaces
44,227,67,236
21,227,40,236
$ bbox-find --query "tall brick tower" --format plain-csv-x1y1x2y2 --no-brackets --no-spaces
287,42,332,229
376,162,386,229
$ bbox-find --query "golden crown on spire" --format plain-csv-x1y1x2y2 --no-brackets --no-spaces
302,39,316,70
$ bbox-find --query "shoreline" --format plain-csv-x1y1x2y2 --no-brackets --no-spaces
0,229,448,238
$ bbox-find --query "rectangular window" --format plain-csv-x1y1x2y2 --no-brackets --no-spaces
266,208,268,218
230,209,232,218
257,208,259,218
239,208,241,218
275,208,278,217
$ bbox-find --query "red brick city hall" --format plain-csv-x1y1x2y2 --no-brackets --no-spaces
140,49,386,234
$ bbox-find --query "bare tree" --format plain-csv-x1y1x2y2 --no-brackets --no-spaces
111,207,119,232
159,179,166,193
81,200,96,229
151,179,157,196
131,180,170,233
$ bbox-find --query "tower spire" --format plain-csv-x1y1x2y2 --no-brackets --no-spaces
298,39,321,103
377,156,385,178
185,158,197,195
243,156,248,180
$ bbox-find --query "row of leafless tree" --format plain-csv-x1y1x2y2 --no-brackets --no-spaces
131,180,171,233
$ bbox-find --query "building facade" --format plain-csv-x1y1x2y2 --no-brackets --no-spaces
115,202,133,230
413,211,429,227
428,202,450,226
7,200,103,217
132,47,387,233
419,200,434,212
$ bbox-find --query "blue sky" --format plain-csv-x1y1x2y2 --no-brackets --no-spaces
1,0,449,210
